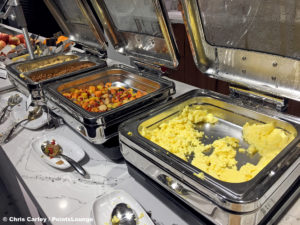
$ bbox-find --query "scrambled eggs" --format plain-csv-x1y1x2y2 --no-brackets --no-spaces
141,105,294,183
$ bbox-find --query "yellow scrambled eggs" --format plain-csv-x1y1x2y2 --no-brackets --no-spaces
141,106,294,183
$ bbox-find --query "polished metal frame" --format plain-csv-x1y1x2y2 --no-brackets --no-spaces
119,89,300,225
90,0,179,69
43,0,107,51
179,0,300,101
44,65,175,144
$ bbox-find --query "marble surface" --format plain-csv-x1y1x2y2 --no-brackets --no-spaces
0,79,299,225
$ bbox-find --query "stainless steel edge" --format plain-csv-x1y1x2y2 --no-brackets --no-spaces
120,134,300,225
43,0,107,51
119,134,257,213
23,58,104,85
9,52,81,74
6,52,106,88
7,74,29,96
46,96,110,144
179,0,300,101
255,157,300,223
152,0,179,68
90,0,179,69
118,88,300,212
45,65,174,124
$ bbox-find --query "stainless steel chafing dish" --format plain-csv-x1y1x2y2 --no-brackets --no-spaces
119,89,300,224
119,0,300,224
39,0,179,148
6,52,105,94
45,66,175,145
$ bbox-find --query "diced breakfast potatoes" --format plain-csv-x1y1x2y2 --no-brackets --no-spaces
61,82,147,112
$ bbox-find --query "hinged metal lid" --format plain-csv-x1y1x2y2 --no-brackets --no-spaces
89,0,179,69
179,0,300,101
44,0,107,52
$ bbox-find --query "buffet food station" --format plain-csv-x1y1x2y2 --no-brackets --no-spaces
0,0,299,225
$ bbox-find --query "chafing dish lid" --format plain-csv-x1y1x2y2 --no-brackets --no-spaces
179,0,300,101
89,0,179,69
44,0,107,52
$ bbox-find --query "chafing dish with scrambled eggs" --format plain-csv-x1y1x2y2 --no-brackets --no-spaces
119,89,300,224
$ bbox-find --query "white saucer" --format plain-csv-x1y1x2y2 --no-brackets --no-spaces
31,134,85,169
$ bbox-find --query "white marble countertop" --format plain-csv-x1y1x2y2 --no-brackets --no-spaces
0,78,299,225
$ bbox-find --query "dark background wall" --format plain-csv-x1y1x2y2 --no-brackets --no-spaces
0,0,60,37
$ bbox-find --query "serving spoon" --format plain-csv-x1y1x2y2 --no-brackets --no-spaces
0,94,23,123
111,203,137,225
4,106,43,142
41,141,87,177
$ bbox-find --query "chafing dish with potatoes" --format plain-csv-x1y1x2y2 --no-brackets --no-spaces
39,0,179,147
119,0,300,224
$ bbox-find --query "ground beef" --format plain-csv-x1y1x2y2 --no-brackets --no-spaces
29,61,95,82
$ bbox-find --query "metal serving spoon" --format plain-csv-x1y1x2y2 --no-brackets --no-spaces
41,141,87,177
4,106,43,142
111,203,137,225
0,94,23,123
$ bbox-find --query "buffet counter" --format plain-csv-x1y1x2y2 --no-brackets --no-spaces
0,78,299,225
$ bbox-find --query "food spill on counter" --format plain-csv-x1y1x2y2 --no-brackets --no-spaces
61,83,147,112
16,54,78,72
28,61,95,82
140,105,295,183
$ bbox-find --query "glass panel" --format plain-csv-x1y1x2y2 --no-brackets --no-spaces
103,0,163,37
52,0,101,45
197,0,300,59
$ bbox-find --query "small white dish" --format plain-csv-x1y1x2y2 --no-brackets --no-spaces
31,134,85,169
91,189,155,225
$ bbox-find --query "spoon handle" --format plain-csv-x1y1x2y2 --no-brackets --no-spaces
60,153,87,177
4,119,28,143
0,105,9,123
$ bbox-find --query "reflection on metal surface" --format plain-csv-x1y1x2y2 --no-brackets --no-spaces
179,0,208,69
7,52,105,89
229,86,287,111
157,173,217,215
138,95,297,183
179,0,300,101
119,89,300,225
90,0,179,69
56,69,161,94
43,0,107,51
16,55,79,73
119,89,300,213
44,66,175,144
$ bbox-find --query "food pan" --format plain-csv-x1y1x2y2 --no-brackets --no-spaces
44,65,175,144
6,52,106,95
119,89,300,223
15,54,79,73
